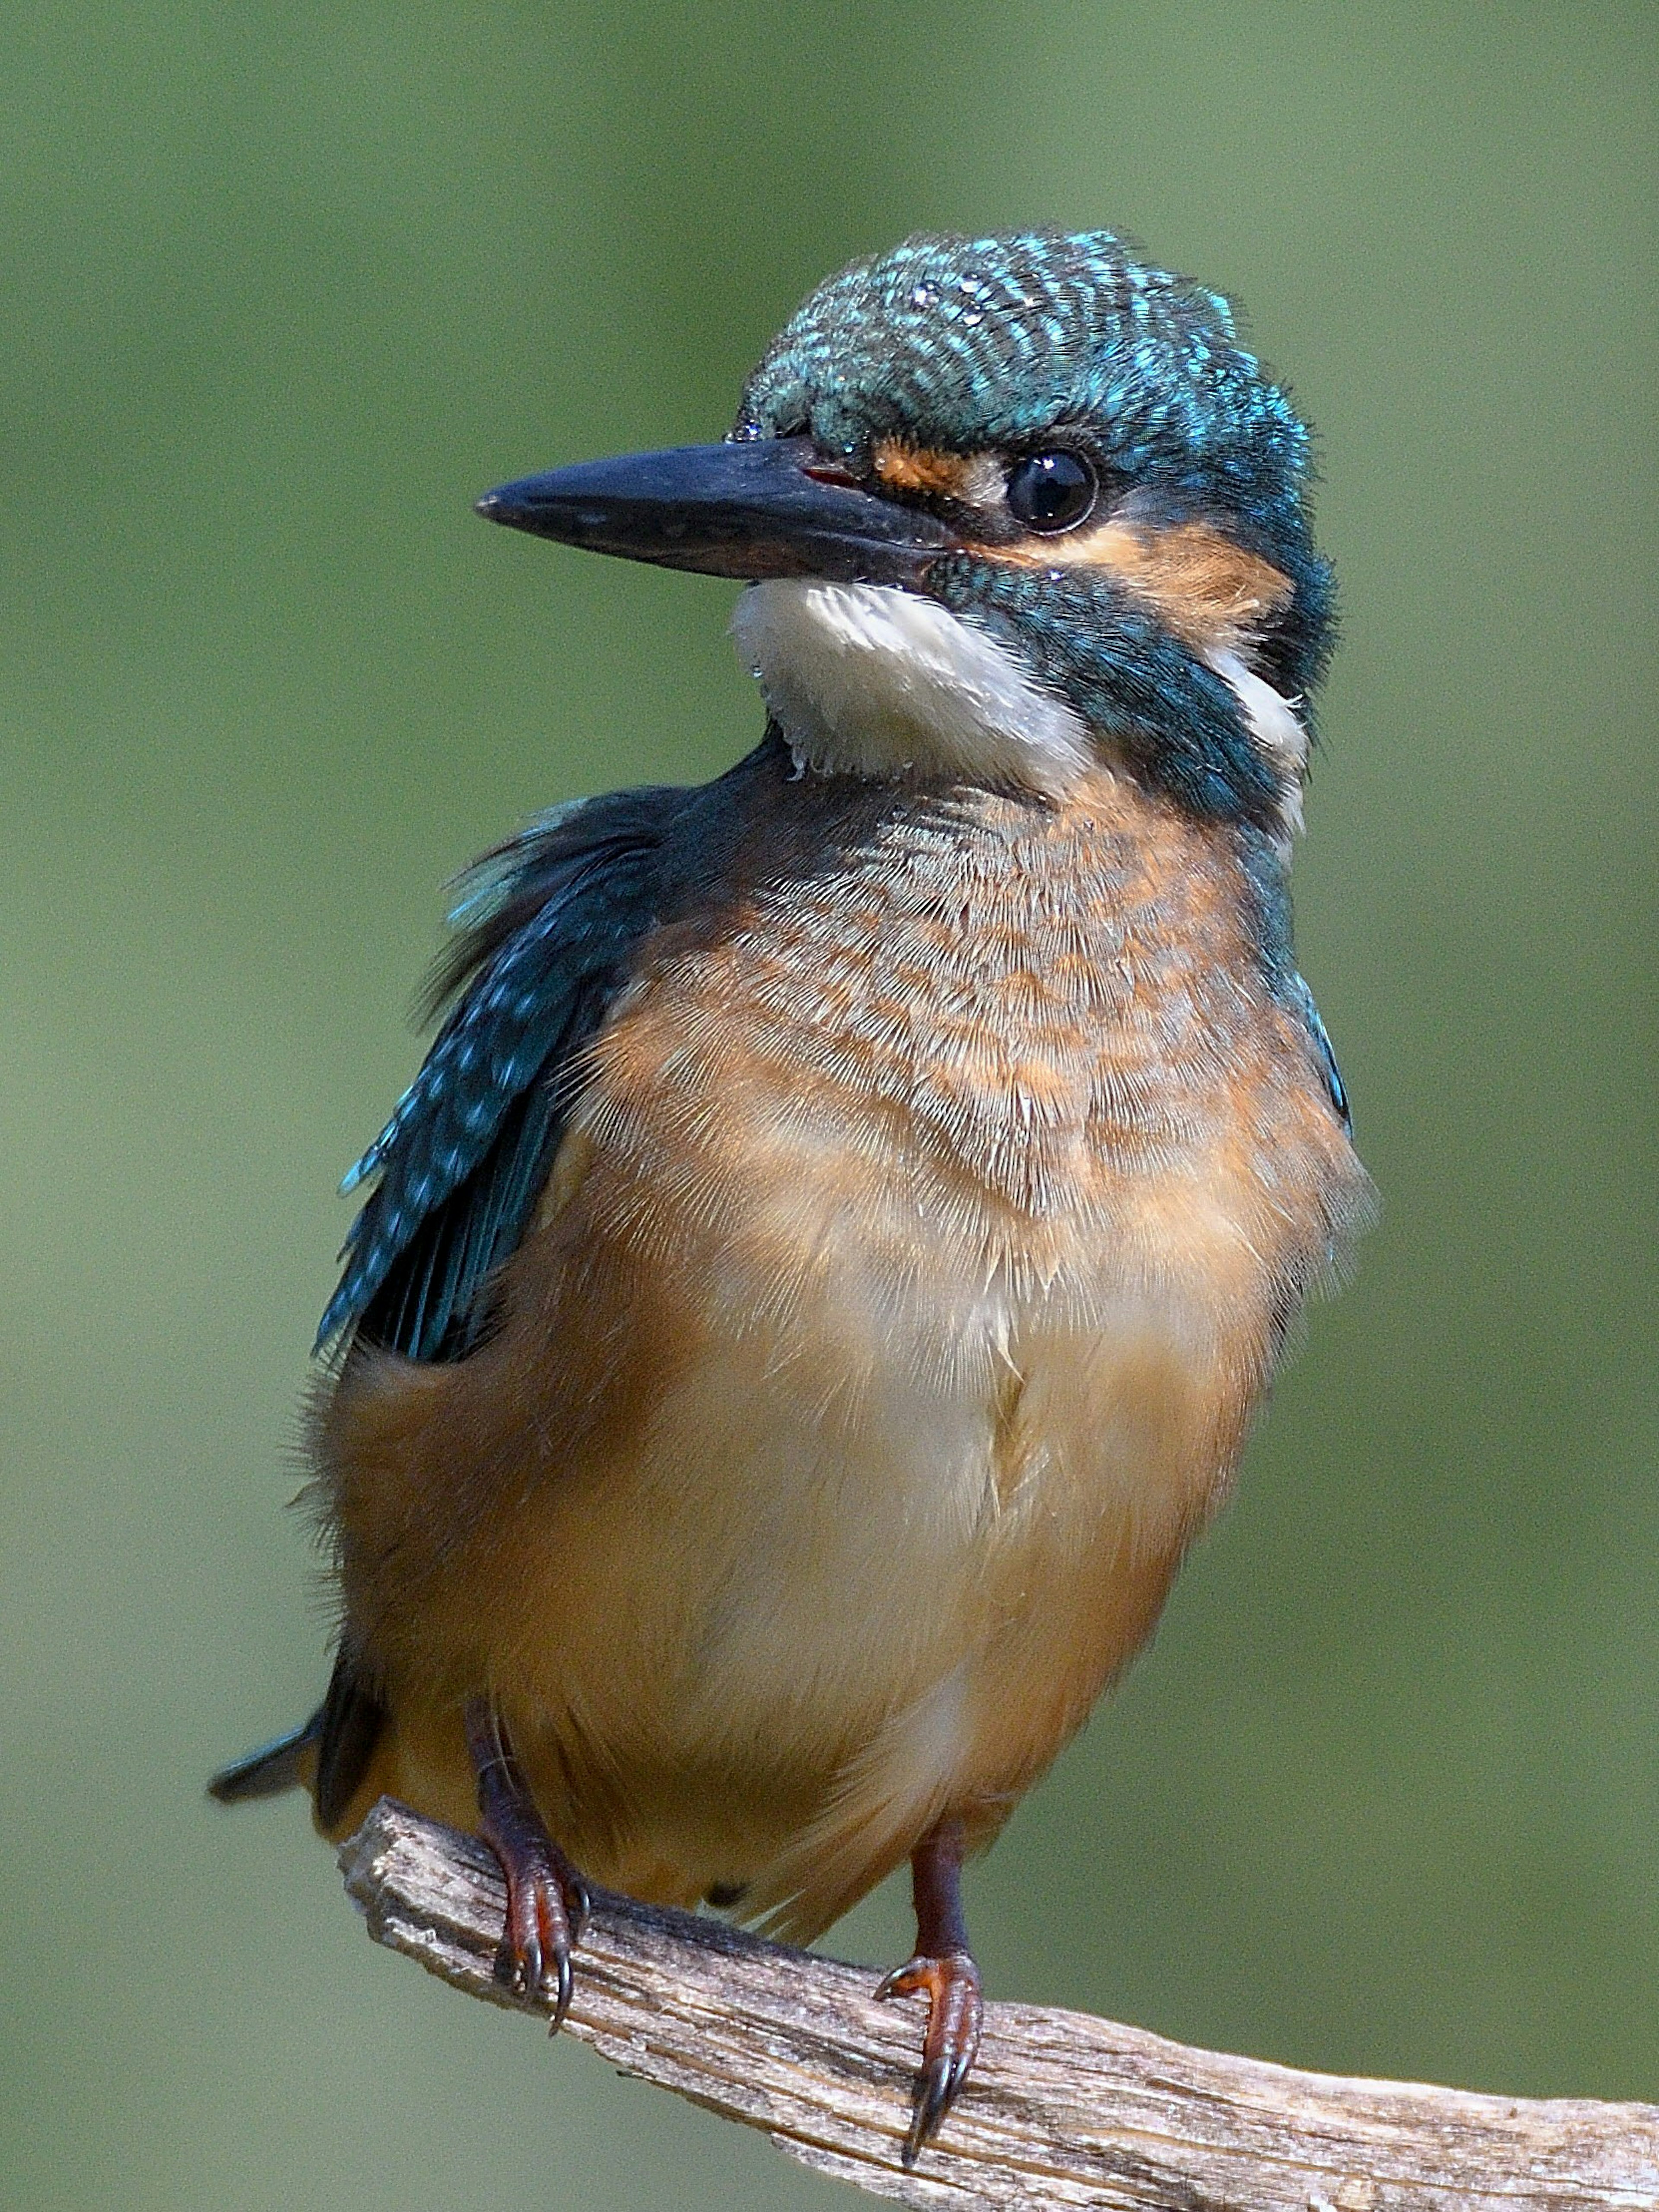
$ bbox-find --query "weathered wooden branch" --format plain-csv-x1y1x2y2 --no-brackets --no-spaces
340,1798,1659,2210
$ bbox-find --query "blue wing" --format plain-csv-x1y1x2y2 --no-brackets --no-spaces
1286,969,1352,1136
316,786,678,1361
1232,828,1354,1140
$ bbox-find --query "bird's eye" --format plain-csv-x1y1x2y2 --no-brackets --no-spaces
1005,451,1097,534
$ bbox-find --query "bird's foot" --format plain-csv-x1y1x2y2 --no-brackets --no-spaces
463,1696,591,2031
490,1818,591,2027
878,1814,983,2164
877,1945,983,2164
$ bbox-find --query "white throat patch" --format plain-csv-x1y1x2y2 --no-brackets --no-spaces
732,579,1092,796
1197,645,1309,850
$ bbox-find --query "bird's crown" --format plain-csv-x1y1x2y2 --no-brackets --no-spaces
738,229,1308,538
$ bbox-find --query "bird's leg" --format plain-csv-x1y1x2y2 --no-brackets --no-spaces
462,1695,590,2031
875,1815,984,2165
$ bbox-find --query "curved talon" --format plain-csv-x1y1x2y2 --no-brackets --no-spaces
493,1843,585,2027
877,1947,983,2166
549,1949,574,2033
465,1695,590,2034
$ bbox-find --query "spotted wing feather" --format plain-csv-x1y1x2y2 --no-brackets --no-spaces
316,788,678,1362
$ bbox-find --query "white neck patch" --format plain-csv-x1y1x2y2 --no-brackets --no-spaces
731,579,1093,797
1197,644,1309,850
731,577,1309,848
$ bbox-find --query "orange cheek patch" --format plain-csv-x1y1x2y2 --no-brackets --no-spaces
999,519,1292,652
870,436,979,502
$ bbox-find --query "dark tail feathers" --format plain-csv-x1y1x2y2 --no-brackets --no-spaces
314,1650,388,1829
207,1709,322,1803
208,1650,387,1827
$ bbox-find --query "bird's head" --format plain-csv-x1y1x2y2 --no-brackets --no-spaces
480,230,1332,851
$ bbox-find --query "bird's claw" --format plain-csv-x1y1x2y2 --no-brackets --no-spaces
465,1695,591,2034
876,1947,983,2166
494,1837,588,2030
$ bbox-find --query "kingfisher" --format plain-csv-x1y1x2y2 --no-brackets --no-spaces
212,229,1370,2164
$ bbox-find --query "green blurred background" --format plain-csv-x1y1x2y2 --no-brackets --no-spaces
3,4,1654,2205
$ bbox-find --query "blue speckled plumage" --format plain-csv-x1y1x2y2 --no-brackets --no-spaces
317,790,671,1359
742,232,1264,465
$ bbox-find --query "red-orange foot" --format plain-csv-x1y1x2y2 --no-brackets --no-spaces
491,1818,591,2025
463,1697,591,2030
876,1947,984,2166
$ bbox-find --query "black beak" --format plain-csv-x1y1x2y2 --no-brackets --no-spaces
475,435,955,588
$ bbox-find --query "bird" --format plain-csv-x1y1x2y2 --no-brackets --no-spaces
211,228,1372,2164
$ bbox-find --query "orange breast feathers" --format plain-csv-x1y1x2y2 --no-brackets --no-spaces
315,766,1368,1937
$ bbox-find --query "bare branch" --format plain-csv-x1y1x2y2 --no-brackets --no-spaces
340,1798,1659,2211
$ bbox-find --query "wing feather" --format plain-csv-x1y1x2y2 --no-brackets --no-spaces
316,789,679,1362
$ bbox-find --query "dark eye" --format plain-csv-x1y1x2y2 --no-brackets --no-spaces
1005,451,1097,533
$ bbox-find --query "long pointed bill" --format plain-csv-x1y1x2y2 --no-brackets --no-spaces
475,436,956,587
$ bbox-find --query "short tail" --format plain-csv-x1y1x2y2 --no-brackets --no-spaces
207,1652,387,1828
207,1709,323,1804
